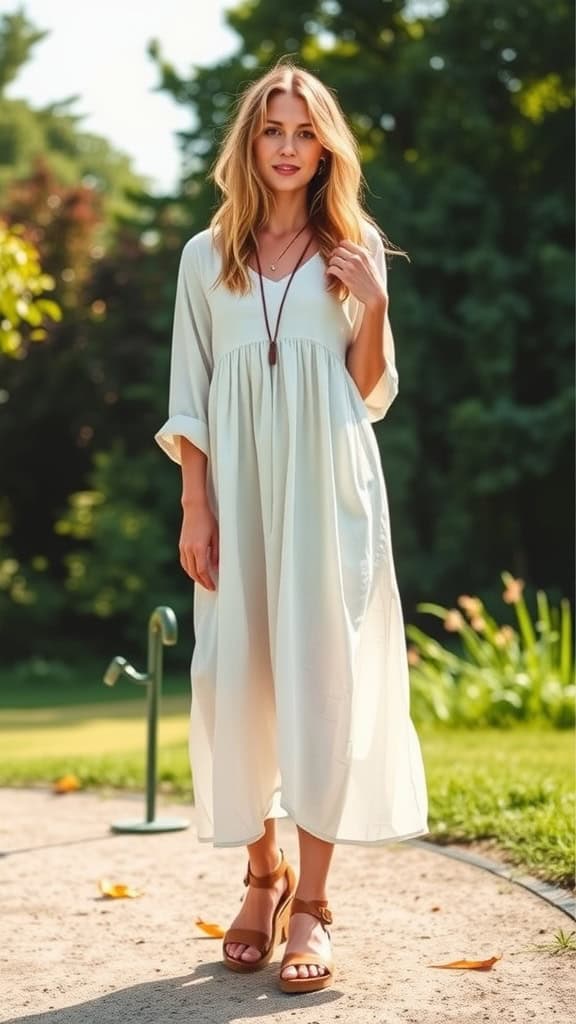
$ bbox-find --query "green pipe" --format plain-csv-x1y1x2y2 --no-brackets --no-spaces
103,606,188,834
144,607,178,821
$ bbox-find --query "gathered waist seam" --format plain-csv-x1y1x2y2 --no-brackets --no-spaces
213,336,347,373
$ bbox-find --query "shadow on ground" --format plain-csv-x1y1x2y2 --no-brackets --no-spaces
10,960,343,1024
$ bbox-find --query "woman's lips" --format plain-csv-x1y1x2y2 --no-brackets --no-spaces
273,165,300,175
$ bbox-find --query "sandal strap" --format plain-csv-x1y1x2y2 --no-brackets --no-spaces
243,848,288,889
290,897,333,929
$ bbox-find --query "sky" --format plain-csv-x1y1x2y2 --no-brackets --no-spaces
2,0,239,193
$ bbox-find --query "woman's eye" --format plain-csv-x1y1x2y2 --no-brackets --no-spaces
263,128,316,138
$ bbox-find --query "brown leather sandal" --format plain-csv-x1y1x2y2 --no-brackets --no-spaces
222,848,297,973
278,897,334,993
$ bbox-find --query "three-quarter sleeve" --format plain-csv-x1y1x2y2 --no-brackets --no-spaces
154,237,213,464
352,227,400,423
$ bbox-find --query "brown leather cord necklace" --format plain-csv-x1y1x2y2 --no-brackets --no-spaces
254,233,314,366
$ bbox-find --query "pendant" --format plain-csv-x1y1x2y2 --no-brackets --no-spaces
270,263,276,271
268,340,277,365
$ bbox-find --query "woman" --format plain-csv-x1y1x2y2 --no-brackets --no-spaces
155,58,429,995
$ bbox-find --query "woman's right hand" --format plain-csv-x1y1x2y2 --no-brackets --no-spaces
179,499,219,591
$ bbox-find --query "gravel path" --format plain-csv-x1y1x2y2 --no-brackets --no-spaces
1,788,574,1024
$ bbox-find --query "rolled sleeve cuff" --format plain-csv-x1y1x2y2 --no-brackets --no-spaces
154,414,209,464
364,365,400,423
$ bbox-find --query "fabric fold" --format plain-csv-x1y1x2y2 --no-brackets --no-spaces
155,413,210,464
154,235,214,465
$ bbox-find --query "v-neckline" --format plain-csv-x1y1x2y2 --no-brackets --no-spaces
247,250,322,285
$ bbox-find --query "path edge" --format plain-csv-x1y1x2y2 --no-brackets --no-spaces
409,838,576,921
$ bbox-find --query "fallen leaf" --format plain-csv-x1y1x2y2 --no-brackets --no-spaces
431,906,441,912
53,774,81,794
98,878,143,899
195,918,225,938
429,954,503,970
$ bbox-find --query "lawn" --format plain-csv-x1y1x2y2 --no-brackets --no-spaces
0,662,573,889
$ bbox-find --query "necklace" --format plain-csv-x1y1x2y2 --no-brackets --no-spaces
259,221,310,271
254,233,314,366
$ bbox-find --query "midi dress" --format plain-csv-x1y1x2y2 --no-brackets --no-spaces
155,220,429,847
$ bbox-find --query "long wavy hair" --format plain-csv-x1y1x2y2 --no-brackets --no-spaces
207,58,406,300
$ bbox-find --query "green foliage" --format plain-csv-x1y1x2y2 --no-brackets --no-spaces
0,220,61,356
0,9,46,94
53,443,193,643
407,571,575,728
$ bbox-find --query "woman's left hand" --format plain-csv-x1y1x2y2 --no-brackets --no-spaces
326,240,388,311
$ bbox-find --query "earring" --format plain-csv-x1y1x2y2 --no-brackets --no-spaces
316,156,327,176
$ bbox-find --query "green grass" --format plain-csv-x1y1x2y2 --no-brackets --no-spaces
0,663,573,889
418,723,575,889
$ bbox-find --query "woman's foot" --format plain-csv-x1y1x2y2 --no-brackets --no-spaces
280,901,332,981
224,855,290,965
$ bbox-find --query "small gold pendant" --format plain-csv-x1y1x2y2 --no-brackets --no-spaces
270,263,276,271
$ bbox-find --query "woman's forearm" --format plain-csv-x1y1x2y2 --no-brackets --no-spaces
180,436,210,509
345,297,387,400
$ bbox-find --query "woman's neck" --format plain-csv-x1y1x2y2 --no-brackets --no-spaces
263,194,309,238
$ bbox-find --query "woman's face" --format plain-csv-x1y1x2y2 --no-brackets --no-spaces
253,91,326,194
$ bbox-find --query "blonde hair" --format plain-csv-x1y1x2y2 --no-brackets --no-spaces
207,58,406,299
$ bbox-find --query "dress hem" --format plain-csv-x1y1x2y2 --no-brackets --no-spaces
194,804,430,849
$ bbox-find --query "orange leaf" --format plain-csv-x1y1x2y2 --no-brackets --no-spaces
53,773,81,794
429,954,503,970
195,918,226,938
98,878,143,899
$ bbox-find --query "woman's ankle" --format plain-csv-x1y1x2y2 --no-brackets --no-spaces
248,846,282,877
294,886,328,902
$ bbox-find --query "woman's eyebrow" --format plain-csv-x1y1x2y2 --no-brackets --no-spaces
266,119,313,127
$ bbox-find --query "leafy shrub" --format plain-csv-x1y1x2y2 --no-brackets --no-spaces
407,571,574,728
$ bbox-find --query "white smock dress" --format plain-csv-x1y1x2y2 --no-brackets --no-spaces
155,220,429,847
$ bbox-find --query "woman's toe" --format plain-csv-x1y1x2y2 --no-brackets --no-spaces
241,945,261,962
308,964,319,977
282,965,298,979
297,964,309,978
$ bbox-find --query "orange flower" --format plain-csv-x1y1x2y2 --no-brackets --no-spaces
444,609,465,632
503,577,525,604
494,625,516,648
457,595,483,617
407,646,421,666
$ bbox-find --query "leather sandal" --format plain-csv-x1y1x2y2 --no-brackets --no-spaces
222,848,296,973
278,897,334,993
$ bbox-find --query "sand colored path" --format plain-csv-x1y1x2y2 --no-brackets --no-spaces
1,789,574,1024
